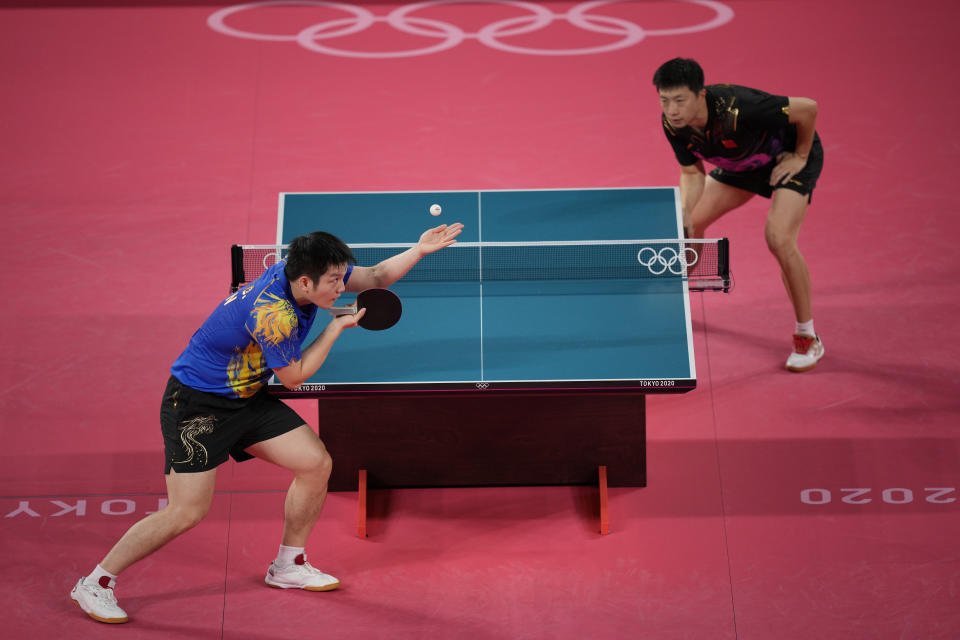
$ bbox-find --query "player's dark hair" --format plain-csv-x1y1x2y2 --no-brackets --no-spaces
653,58,705,93
284,231,355,284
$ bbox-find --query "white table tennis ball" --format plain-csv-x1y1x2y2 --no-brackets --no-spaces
429,204,442,216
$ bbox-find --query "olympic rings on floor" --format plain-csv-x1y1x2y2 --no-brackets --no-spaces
207,0,735,58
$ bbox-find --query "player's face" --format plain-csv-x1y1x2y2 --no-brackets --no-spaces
659,86,701,128
303,263,348,309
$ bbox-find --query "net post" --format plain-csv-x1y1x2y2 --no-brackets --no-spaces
717,238,731,292
230,245,245,293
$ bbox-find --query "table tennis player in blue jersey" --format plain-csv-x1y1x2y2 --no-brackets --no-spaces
70,223,463,624
654,58,825,372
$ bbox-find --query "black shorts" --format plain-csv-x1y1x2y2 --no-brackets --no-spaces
160,375,305,474
709,133,824,202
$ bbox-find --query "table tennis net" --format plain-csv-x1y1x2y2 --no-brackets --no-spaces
231,239,730,292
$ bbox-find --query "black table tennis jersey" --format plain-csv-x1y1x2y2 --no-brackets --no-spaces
662,84,797,173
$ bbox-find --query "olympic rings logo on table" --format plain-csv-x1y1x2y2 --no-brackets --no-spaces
637,246,699,275
207,0,734,58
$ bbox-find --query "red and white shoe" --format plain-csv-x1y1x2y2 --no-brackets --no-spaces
265,553,340,592
70,576,129,624
786,334,824,372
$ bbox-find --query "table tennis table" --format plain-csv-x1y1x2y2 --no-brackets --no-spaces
231,188,729,494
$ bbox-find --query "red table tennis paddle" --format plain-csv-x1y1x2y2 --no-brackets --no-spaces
331,288,402,331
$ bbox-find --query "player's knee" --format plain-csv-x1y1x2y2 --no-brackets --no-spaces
317,449,333,480
688,218,709,239
167,502,210,533
302,447,333,482
764,227,796,259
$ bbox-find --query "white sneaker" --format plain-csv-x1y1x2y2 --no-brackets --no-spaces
265,554,340,592
70,576,129,624
786,333,824,372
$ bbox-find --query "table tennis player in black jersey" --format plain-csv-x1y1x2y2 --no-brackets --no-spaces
653,57,825,372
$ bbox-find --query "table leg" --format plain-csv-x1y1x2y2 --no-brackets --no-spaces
599,465,610,535
357,469,368,538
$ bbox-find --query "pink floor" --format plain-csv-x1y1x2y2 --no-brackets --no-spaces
2,1,959,638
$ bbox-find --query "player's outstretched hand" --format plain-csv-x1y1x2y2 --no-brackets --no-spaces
417,223,464,255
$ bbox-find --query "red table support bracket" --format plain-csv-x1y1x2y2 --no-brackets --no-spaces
357,469,368,538
599,465,610,535
357,466,610,537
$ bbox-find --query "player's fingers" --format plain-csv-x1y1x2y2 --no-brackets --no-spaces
344,307,366,328
338,306,365,322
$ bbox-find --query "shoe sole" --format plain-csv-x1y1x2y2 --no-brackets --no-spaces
266,580,340,592
786,345,825,373
786,353,824,372
71,596,129,624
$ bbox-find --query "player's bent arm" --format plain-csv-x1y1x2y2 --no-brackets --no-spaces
345,223,464,292
786,97,818,159
346,246,425,292
271,311,364,389
679,162,706,235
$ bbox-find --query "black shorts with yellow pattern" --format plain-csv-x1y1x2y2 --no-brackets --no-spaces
160,375,305,474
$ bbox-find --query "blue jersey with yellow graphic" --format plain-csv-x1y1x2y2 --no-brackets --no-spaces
171,261,353,398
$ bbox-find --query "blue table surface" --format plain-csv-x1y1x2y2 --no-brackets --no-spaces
275,188,695,391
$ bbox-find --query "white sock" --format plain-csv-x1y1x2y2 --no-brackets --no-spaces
795,319,815,337
275,545,304,568
86,564,117,587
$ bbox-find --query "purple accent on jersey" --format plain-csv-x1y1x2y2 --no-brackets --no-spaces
694,152,774,172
